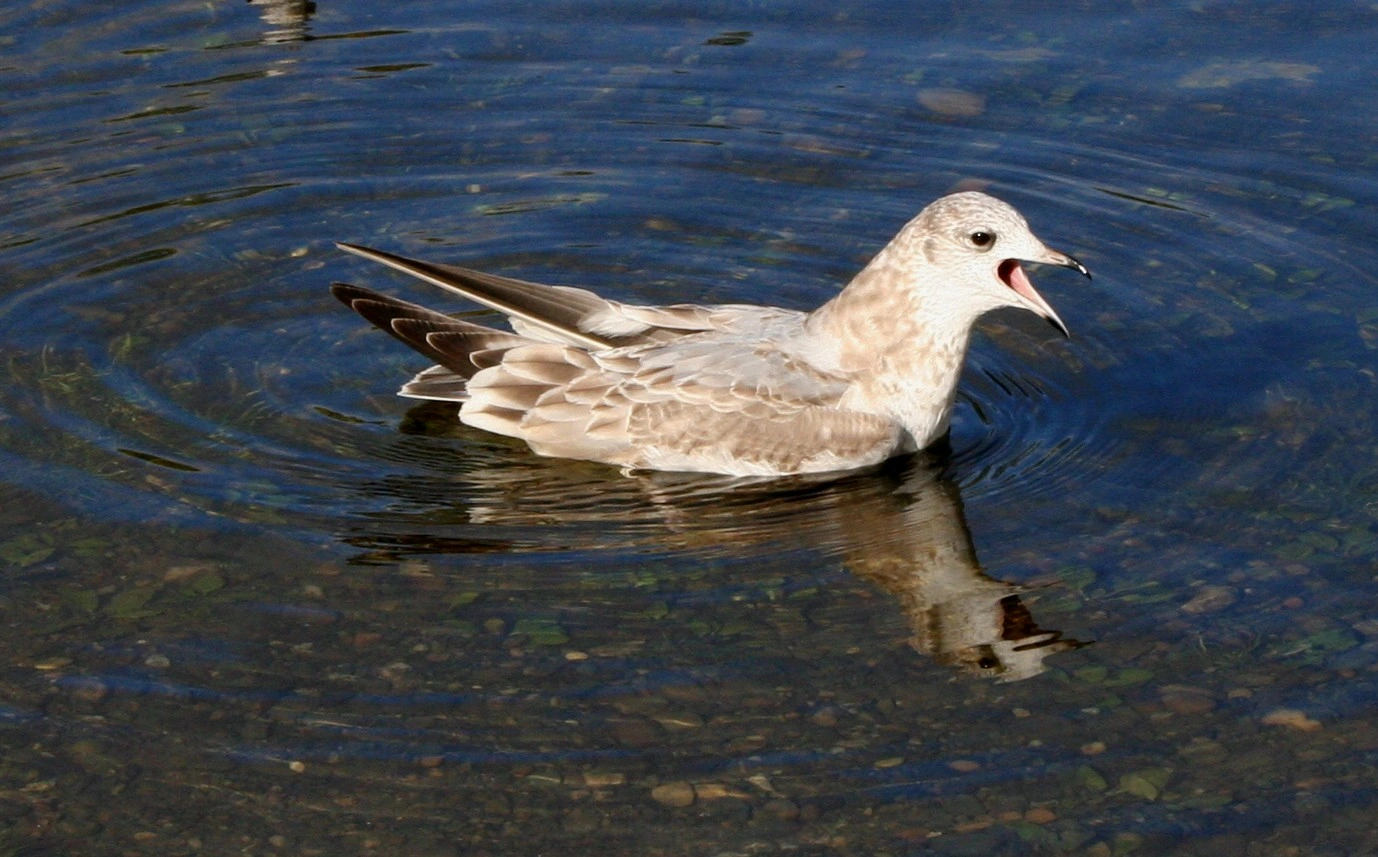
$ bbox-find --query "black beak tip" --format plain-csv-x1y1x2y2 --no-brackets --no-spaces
1067,255,1092,280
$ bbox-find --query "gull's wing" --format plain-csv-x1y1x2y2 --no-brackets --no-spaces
337,243,618,349
336,242,796,349
333,246,900,472
465,334,902,474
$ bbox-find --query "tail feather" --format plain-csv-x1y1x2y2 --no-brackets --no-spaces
398,366,471,401
331,282,527,380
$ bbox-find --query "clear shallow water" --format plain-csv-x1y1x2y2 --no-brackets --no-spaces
3,1,1378,854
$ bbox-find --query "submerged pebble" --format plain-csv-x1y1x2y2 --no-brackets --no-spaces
1159,684,1217,715
1261,708,1323,731
1119,767,1170,801
1181,585,1236,614
694,782,749,801
1024,807,1057,824
650,781,695,808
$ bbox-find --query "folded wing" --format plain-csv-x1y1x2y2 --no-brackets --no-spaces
464,334,899,474
334,246,902,473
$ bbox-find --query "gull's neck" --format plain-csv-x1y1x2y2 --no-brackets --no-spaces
805,245,976,449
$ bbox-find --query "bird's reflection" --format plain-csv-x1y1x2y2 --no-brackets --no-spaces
343,403,1086,681
247,0,316,44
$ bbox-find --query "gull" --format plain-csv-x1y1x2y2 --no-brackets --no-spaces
331,191,1090,476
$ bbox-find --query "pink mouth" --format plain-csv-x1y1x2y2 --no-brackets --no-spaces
1003,261,1052,315
998,259,1038,305
997,258,1067,335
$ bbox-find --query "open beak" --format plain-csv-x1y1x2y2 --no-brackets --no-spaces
997,248,1090,338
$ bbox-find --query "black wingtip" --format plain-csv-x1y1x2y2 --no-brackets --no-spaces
330,281,382,307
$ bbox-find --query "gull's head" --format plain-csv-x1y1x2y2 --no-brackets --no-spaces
903,191,1090,337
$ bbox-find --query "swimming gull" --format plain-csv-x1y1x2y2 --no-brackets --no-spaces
331,191,1090,476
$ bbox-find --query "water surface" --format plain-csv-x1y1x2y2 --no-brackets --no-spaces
3,1,1378,854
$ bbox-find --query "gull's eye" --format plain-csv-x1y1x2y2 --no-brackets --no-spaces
969,230,995,249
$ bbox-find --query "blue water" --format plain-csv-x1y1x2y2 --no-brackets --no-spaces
3,1,1378,854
